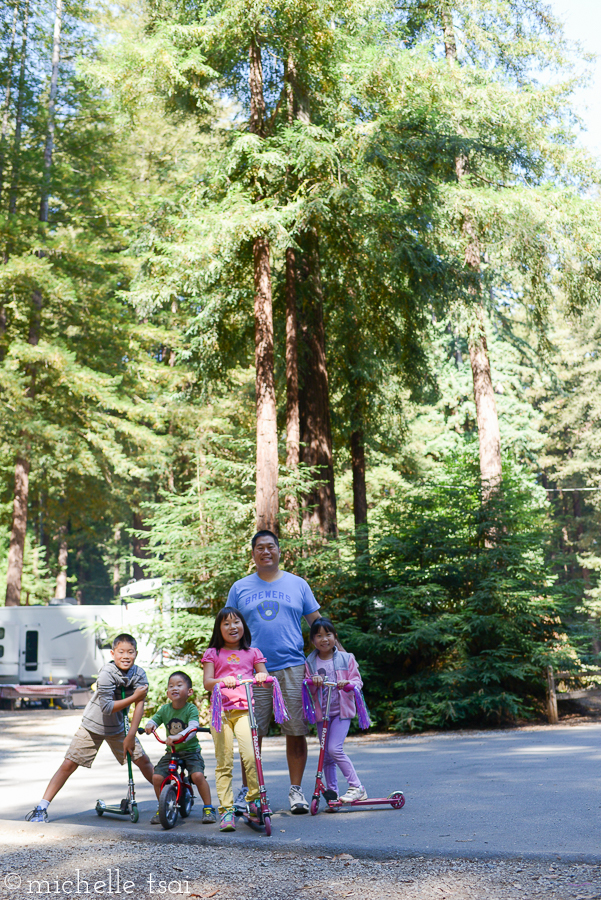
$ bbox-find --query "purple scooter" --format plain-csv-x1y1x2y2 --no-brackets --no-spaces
305,679,405,815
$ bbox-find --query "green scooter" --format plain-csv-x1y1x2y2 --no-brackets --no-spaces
95,689,139,823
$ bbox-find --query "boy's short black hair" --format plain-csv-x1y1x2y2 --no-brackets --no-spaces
168,670,192,691
251,529,279,550
112,633,137,651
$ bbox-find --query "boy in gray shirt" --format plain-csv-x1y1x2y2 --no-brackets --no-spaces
26,634,154,823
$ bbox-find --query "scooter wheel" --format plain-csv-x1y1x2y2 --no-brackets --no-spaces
159,783,179,829
263,814,271,836
310,798,319,816
130,803,139,823
95,801,105,817
388,791,405,810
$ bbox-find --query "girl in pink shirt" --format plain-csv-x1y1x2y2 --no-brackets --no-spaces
202,607,267,831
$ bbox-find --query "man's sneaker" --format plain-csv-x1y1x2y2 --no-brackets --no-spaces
25,807,48,824
202,805,217,824
150,809,161,824
220,809,236,832
288,786,309,814
340,785,368,803
247,800,263,824
233,785,248,814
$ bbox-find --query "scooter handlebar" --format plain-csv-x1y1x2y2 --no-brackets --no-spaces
137,725,211,743
303,677,338,688
219,675,274,687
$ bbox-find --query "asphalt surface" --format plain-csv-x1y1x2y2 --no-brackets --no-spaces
2,710,600,860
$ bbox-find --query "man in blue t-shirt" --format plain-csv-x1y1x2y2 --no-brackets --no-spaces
227,529,321,814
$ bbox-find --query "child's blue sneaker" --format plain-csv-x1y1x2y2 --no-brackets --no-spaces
25,807,48,823
202,805,216,824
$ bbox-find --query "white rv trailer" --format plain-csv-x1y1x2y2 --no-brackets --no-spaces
0,578,164,690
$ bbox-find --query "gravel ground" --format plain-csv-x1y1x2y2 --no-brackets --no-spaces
2,829,601,900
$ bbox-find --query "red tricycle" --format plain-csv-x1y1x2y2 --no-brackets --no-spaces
305,679,405,815
140,725,211,829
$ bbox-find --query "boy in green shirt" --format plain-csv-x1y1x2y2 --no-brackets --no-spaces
145,670,216,824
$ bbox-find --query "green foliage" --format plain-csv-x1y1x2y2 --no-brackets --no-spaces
0,0,599,733
0,530,55,605
145,609,214,666
138,373,317,610
321,456,571,731
143,664,210,724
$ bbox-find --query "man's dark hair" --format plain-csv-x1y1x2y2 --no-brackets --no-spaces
112,633,137,650
208,607,252,652
168,670,192,691
251,529,280,550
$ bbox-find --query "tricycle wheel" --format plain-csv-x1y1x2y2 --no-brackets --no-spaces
159,783,178,829
310,798,319,816
179,784,193,818
263,814,271,836
388,790,405,810
130,803,139,823
179,777,194,819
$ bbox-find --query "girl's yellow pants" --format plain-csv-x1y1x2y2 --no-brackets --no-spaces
211,709,260,813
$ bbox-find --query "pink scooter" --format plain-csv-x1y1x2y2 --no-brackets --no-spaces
305,679,405,815
211,674,289,836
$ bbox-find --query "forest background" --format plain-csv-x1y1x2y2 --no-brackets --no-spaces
2,0,601,731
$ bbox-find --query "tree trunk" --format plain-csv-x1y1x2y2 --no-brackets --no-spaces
468,303,502,491
284,246,300,533
286,52,310,125
282,54,302,536
298,229,337,538
254,235,279,532
249,35,278,533
132,511,149,581
5,0,62,606
285,56,336,538
441,3,502,494
5,456,29,605
112,526,121,598
54,527,68,599
350,427,368,555
39,0,62,223
0,0,19,203
249,36,265,136
8,0,29,216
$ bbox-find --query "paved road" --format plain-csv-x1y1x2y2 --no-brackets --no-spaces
2,710,600,859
